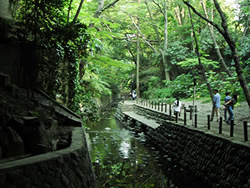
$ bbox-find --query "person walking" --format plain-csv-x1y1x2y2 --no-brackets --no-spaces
173,97,182,116
211,89,221,122
132,90,137,100
225,94,238,125
224,92,231,121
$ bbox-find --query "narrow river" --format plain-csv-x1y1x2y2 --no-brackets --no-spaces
86,104,205,188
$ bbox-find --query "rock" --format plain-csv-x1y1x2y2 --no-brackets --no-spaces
0,127,24,158
6,117,25,137
56,139,70,150
44,117,58,132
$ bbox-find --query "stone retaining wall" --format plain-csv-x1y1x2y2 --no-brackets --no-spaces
115,102,250,188
0,127,97,188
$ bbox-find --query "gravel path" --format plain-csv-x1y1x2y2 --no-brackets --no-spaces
183,100,250,126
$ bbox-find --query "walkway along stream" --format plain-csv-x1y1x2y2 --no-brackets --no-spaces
86,103,207,188
114,100,250,188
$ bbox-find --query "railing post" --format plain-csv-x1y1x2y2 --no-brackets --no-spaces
165,103,167,113
207,115,210,130
194,114,197,128
230,120,234,137
161,103,163,112
169,104,172,119
219,117,222,134
244,121,248,141
184,107,186,125
158,102,160,111
190,107,193,120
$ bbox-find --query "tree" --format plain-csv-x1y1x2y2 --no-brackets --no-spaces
187,5,213,100
200,0,232,77
183,0,250,107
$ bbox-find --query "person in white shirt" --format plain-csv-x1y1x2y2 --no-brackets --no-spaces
173,97,182,116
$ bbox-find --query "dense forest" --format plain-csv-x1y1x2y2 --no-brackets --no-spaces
4,0,250,124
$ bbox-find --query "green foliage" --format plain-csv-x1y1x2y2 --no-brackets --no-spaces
178,57,219,70
166,41,189,65
144,74,194,102
88,55,135,94
6,0,249,118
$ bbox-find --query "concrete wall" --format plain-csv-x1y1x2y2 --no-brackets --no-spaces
0,127,97,188
115,103,250,188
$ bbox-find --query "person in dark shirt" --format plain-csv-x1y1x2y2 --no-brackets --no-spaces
224,92,231,121
225,94,238,125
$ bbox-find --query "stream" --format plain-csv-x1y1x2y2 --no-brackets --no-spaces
86,104,205,188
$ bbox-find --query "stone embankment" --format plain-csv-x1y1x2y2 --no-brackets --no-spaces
115,101,250,188
0,127,97,188
0,76,96,188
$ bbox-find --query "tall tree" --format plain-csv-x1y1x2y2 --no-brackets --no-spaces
200,0,232,77
183,0,250,107
187,5,213,100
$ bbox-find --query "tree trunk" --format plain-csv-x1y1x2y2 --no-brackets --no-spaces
162,0,170,81
94,0,105,18
73,0,85,23
136,28,140,98
145,0,160,40
183,0,250,107
201,0,232,77
67,0,73,23
188,6,214,100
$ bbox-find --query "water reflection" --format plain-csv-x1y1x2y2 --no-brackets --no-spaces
87,107,176,188
87,106,208,188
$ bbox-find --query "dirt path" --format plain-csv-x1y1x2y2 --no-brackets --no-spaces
183,100,250,126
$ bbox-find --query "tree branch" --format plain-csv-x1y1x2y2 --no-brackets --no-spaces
182,0,225,36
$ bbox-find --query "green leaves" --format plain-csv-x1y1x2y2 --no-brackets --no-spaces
178,57,219,69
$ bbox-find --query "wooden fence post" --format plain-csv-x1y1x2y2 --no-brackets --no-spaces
208,115,210,130
169,104,172,119
230,120,234,137
244,121,248,141
194,114,197,128
190,106,192,120
184,107,186,125
219,117,222,134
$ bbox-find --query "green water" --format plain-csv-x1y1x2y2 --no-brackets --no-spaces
87,106,175,188
87,105,206,188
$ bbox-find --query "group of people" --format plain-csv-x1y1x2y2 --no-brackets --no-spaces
130,88,238,124
172,89,238,125
210,89,238,125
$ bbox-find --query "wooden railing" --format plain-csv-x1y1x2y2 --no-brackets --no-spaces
135,99,249,142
